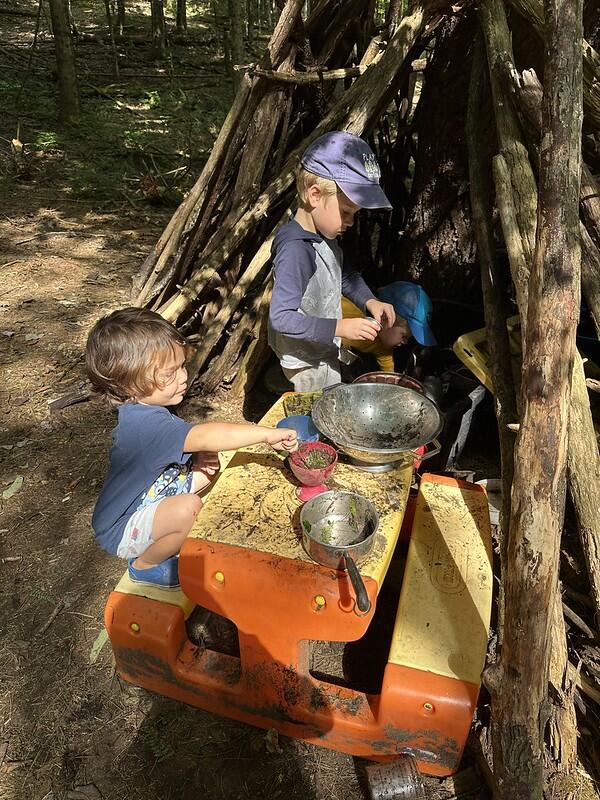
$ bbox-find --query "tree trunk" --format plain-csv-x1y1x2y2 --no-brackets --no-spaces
480,0,538,335
491,59,600,622
48,0,80,123
466,32,517,634
176,0,187,32
228,0,245,89
116,0,125,36
103,0,120,78
247,0,255,43
150,0,167,59
491,0,583,794
66,0,78,35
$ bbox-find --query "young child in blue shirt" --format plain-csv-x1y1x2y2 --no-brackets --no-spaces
268,131,397,392
86,307,298,589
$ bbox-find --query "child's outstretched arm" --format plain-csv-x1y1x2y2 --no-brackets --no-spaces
184,422,297,454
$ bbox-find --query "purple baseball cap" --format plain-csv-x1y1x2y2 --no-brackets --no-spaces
300,131,392,210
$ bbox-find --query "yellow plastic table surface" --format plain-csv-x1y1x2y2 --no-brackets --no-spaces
190,395,413,588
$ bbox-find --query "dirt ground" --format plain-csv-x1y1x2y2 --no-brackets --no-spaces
0,185,378,800
0,4,380,797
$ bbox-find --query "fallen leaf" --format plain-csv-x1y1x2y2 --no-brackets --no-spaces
264,728,283,754
89,629,109,664
2,475,24,500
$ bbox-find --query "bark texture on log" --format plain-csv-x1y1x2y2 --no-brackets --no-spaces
480,0,537,334
507,0,600,131
497,63,600,333
466,33,516,636
493,0,583,794
492,59,600,624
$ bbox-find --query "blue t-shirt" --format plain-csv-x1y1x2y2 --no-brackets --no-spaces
92,403,195,555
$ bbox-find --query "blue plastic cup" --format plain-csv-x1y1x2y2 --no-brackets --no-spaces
276,415,319,443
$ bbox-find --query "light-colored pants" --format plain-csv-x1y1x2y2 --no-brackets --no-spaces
282,360,341,392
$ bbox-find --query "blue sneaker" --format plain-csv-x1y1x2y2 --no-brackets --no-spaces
128,555,180,589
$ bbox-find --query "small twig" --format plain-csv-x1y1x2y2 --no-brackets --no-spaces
563,600,596,639
0,260,20,269
35,599,65,636
1,556,22,564
568,662,600,705
120,190,140,210
15,231,72,245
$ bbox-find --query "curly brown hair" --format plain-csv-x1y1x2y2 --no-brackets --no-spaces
85,307,187,406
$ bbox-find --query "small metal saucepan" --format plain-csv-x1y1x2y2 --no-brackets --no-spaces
300,490,379,614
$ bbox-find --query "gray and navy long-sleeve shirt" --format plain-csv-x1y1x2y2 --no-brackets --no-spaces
268,218,375,369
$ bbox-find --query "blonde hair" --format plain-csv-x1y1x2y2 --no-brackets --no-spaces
296,166,338,203
85,307,187,406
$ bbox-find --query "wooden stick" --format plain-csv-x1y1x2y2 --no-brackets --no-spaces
35,600,65,636
184,212,288,383
160,0,437,324
134,75,253,304
230,282,273,397
199,275,272,394
252,65,368,83
563,601,596,639
568,662,600,705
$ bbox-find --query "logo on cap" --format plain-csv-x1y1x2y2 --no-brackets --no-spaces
363,154,381,182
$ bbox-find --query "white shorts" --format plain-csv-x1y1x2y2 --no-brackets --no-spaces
117,503,159,560
116,468,208,560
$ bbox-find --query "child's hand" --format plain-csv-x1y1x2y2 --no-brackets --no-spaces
266,427,299,452
193,452,220,477
335,317,381,341
365,299,396,329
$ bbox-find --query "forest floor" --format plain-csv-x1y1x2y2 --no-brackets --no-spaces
1,2,599,800
0,3,377,799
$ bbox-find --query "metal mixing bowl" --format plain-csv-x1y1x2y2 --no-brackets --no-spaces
311,382,444,465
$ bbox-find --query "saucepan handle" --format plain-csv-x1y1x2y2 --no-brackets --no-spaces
412,438,441,461
344,555,371,614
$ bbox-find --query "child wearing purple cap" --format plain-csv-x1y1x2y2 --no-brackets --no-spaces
268,131,396,392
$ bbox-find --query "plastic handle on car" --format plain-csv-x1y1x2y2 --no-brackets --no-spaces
413,438,442,461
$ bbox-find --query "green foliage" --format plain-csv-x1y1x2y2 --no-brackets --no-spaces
35,131,61,152
143,89,162,109
0,0,233,203
142,723,176,763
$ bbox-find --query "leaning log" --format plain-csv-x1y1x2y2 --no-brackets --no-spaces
466,32,517,612
159,0,451,327
497,63,600,333
490,0,583,793
493,59,600,624
507,0,600,131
